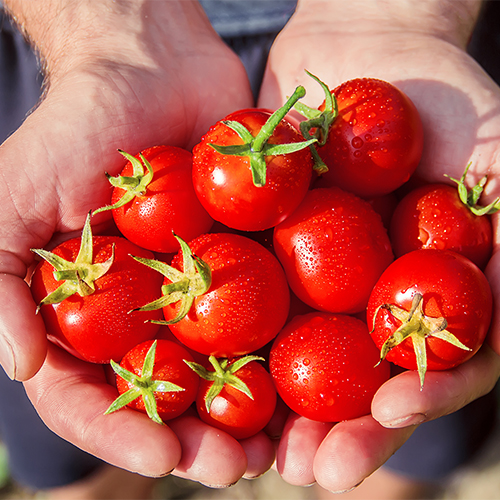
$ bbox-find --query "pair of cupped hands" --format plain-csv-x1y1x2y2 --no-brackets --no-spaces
1,0,500,493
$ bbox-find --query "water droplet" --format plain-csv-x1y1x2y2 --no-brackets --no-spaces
351,137,364,149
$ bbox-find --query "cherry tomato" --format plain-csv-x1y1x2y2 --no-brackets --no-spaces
390,182,493,270
95,145,213,253
107,339,199,423
188,355,277,440
313,78,423,197
192,89,314,231
269,312,391,422
273,187,394,314
141,232,290,357
31,216,163,364
367,249,492,387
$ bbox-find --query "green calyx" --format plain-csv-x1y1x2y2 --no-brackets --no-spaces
294,70,338,175
31,213,114,312
104,340,185,425
185,355,264,413
445,162,500,216
371,293,471,390
209,85,317,187
131,234,211,324
93,150,154,215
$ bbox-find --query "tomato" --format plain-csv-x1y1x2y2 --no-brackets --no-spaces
192,87,315,231
31,215,163,364
188,355,277,440
94,145,213,253
390,166,497,269
312,78,423,197
106,339,199,424
273,187,394,314
137,232,290,357
367,249,493,388
269,312,391,422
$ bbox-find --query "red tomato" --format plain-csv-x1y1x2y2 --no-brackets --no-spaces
162,232,290,357
192,102,314,231
314,78,423,197
189,356,277,440
273,187,394,314
269,312,391,422
108,339,199,423
97,145,213,253
390,183,493,269
367,249,492,387
31,223,163,364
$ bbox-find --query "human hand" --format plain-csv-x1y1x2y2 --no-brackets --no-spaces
0,0,273,484
259,0,500,492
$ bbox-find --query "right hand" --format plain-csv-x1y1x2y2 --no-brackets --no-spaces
1,0,269,484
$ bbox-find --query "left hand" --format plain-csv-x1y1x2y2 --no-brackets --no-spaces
258,0,500,492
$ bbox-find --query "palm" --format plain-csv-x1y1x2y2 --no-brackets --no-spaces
259,20,500,493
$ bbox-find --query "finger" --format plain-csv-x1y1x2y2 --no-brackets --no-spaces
23,344,182,476
372,345,500,428
240,430,276,479
313,415,416,493
0,274,47,381
167,411,248,488
275,412,333,486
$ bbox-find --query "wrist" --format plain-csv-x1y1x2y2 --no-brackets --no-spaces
3,0,216,82
295,0,482,48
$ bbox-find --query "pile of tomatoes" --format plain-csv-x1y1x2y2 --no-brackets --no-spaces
30,73,495,440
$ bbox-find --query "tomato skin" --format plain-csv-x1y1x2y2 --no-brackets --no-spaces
116,339,199,421
192,109,313,231
390,183,493,269
195,358,277,440
269,312,391,422
273,187,394,314
31,237,164,364
164,232,290,357
111,145,214,253
314,78,423,197
367,249,492,371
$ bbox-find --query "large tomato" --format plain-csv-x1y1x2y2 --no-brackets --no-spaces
390,170,495,269
312,78,424,197
273,187,393,314
192,87,315,231
94,145,214,253
269,312,391,422
367,249,492,388
31,217,164,364
137,232,290,357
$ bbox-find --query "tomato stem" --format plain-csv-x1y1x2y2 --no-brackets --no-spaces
445,162,500,216
185,355,264,412
371,293,471,389
208,85,316,187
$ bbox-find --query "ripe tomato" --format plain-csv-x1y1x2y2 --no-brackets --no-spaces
94,145,213,253
192,87,315,231
188,355,277,440
269,312,391,422
106,339,199,424
312,78,423,197
367,249,493,388
138,232,290,357
390,176,494,270
31,216,163,364
273,187,394,314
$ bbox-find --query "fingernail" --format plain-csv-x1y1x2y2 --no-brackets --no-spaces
381,413,426,428
0,339,16,380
